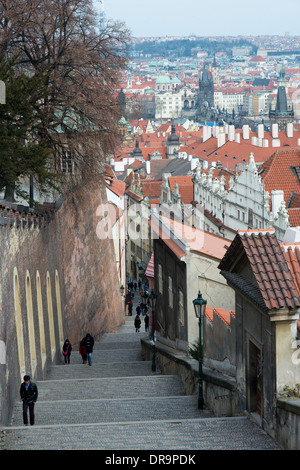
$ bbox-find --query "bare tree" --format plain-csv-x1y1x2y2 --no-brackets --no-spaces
0,0,130,197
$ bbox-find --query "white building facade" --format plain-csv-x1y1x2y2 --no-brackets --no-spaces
192,153,290,242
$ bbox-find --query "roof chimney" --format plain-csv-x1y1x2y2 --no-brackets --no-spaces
287,122,293,138
218,133,226,147
272,123,278,138
242,125,249,140
257,123,264,139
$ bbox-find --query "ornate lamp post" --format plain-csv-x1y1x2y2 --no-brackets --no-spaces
149,289,157,372
193,291,207,409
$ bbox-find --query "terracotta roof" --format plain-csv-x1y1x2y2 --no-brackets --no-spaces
288,192,300,208
141,179,162,199
105,177,126,198
281,244,300,292
259,149,300,206
151,215,231,262
168,175,194,204
204,307,234,327
205,306,214,324
287,207,300,227
219,229,300,312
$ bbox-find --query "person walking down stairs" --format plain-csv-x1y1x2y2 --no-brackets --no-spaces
82,333,94,366
134,314,141,333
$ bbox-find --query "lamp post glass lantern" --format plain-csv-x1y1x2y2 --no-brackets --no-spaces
149,289,157,372
193,291,207,410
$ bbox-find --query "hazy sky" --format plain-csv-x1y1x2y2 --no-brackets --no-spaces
93,0,300,38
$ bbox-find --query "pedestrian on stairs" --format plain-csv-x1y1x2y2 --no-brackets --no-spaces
136,303,141,316
134,314,141,332
82,333,94,366
79,339,87,364
62,339,72,364
20,375,38,426
144,313,149,332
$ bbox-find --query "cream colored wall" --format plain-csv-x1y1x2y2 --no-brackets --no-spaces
275,316,300,393
184,251,235,347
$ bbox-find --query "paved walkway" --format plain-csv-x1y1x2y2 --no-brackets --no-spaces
0,302,282,450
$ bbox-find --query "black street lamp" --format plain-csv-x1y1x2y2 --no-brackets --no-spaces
193,291,207,410
149,289,157,372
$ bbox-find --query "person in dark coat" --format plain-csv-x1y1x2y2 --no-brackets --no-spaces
62,339,72,364
136,303,141,316
20,375,38,426
134,314,141,332
128,300,133,316
144,313,149,332
82,333,94,366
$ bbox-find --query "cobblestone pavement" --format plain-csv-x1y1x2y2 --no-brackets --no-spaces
0,304,282,450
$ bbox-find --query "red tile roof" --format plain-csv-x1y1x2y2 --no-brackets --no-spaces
204,307,235,327
141,179,162,199
168,175,194,204
105,177,126,198
152,215,231,262
219,229,300,312
259,149,300,206
281,244,300,292
287,208,300,227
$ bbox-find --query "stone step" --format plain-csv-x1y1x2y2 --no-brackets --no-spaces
44,361,161,380
35,375,186,401
1,416,281,450
63,348,142,364
10,395,212,427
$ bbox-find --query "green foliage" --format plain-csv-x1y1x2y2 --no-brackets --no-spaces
0,56,59,202
189,338,200,360
130,38,257,58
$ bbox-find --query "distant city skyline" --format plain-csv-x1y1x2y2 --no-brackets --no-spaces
93,0,300,38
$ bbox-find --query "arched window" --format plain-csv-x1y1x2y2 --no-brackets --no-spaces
25,271,37,377
36,271,46,368
13,268,26,382
46,272,56,360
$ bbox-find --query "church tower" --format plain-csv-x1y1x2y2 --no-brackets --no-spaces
269,64,294,131
211,55,220,86
197,63,214,118
166,123,181,159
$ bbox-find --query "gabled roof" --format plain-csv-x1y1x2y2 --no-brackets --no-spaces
219,229,300,312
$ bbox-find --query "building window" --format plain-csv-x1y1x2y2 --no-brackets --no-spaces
179,290,184,326
61,149,73,174
168,276,173,308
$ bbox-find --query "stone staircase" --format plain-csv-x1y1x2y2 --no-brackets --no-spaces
0,316,281,450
